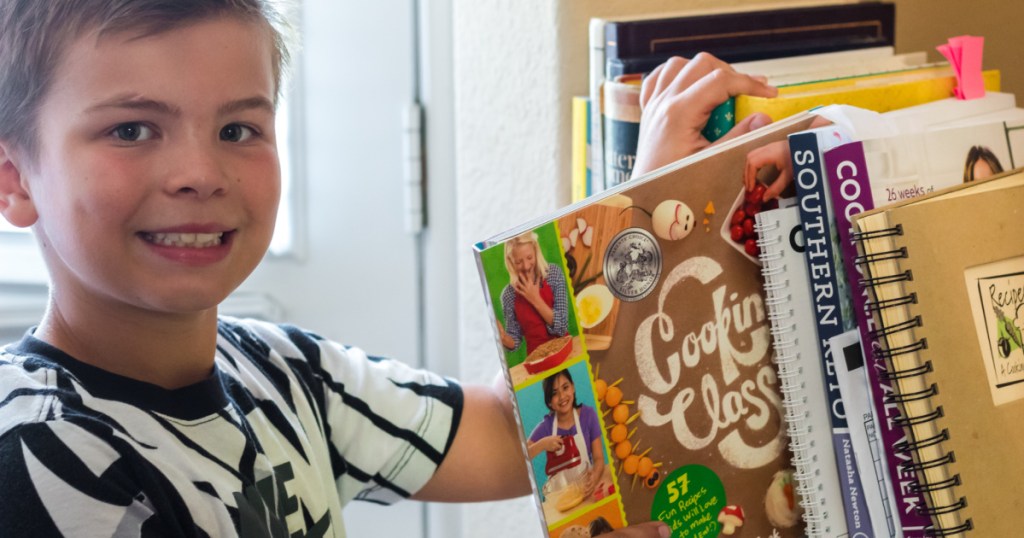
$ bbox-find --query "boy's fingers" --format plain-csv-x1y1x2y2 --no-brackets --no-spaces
665,52,733,97
649,56,689,102
639,63,665,108
742,139,785,192
763,168,793,201
664,71,776,130
743,150,766,192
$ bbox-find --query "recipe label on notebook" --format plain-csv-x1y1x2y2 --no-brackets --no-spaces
964,255,1024,406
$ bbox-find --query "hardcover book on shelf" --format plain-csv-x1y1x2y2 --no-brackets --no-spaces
588,1,895,194
754,205,848,537
602,74,642,189
572,96,593,203
736,66,1002,123
852,169,1024,537
589,18,607,193
475,112,819,537
596,49,922,190
602,2,894,80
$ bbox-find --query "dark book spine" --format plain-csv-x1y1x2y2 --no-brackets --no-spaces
607,39,884,79
605,2,894,77
602,79,640,188
789,130,873,536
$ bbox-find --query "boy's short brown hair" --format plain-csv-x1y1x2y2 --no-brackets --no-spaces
0,0,294,160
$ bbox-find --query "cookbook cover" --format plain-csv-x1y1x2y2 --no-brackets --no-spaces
475,113,818,538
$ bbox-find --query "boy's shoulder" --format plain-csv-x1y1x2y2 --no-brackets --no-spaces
0,318,311,432
0,336,73,435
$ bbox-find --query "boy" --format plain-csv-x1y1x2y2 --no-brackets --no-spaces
0,1,773,536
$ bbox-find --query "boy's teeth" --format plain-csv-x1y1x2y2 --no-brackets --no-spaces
147,232,223,248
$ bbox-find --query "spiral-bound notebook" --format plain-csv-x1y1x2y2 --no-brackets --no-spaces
755,206,848,537
853,169,1024,536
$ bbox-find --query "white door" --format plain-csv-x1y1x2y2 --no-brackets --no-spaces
238,0,427,536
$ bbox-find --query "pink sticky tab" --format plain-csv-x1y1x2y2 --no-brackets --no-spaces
937,35,985,100
937,43,960,71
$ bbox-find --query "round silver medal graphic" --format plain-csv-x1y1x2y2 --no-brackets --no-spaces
603,228,662,302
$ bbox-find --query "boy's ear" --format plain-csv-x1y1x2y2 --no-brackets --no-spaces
0,140,39,228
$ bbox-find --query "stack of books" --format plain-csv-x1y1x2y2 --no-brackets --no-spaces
572,1,1000,202
482,4,1022,537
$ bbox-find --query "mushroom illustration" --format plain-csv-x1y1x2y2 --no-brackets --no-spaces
717,505,745,535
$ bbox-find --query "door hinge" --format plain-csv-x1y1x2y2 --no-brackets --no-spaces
402,102,425,234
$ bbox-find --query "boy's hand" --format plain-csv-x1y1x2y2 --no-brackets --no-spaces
743,116,833,201
632,53,777,178
744,140,793,202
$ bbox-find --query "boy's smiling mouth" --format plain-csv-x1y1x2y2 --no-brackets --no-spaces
142,230,224,247
136,227,238,266
141,232,225,248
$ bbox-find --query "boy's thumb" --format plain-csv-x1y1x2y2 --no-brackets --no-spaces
713,112,773,146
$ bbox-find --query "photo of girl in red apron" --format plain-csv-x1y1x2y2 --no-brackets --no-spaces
527,369,606,497
497,231,569,355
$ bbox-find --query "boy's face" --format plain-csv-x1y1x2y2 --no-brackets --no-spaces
15,16,280,316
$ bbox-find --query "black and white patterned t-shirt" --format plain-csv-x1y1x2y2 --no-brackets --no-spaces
0,318,463,537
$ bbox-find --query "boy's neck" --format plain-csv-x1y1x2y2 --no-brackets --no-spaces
35,301,220,390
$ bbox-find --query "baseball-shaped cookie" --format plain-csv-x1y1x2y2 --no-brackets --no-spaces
650,200,695,241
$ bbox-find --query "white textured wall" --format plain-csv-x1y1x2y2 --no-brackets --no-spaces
449,0,1022,536
452,1,560,535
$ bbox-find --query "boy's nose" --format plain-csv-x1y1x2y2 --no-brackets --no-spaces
166,142,230,199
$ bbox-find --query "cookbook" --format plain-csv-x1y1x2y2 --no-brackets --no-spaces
475,112,819,537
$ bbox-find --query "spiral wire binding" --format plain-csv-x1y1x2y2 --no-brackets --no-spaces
893,428,949,454
854,224,971,536
755,216,829,536
860,269,914,288
880,360,933,381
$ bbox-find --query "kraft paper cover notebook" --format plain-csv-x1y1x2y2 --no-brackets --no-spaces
475,112,817,537
853,169,1024,537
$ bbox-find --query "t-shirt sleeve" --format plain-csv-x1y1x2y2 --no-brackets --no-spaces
274,324,464,506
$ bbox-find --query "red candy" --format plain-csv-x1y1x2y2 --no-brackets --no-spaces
751,183,767,202
742,218,755,238
730,184,772,258
744,238,759,257
731,209,746,227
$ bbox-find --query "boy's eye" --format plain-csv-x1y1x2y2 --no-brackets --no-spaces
113,123,154,142
220,123,256,142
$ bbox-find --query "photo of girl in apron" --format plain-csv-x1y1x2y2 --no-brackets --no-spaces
527,369,606,496
497,231,569,355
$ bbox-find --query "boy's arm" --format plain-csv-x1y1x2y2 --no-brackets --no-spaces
412,375,530,501
412,381,671,538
